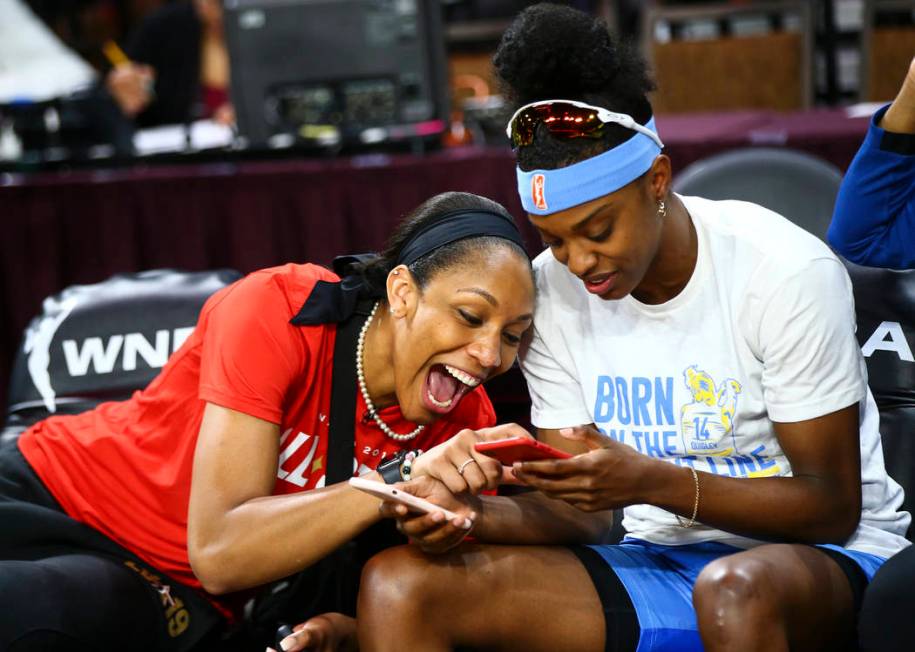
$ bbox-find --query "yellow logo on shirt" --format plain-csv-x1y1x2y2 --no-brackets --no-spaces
680,365,742,455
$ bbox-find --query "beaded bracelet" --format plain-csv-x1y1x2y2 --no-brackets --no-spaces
400,449,422,481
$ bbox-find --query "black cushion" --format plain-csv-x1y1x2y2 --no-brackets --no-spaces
3,269,241,441
843,259,915,522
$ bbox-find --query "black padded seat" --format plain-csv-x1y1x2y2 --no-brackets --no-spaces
843,259,915,529
3,268,241,443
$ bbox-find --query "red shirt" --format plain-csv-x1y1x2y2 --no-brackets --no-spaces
19,263,495,605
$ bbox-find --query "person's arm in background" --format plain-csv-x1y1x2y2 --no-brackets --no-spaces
103,12,161,120
828,56,915,269
105,61,155,118
105,2,201,126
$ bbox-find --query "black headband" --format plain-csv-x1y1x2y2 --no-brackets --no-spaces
291,209,528,326
396,209,528,267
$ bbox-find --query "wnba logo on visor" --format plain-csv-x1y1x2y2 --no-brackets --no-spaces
531,174,547,211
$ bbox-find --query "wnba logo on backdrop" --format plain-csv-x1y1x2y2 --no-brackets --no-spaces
531,174,547,211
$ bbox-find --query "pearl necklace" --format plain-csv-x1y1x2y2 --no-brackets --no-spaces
356,301,424,442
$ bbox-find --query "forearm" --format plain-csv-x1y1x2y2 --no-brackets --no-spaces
641,461,859,544
881,57,915,134
189,472,384,594
473,491,612,545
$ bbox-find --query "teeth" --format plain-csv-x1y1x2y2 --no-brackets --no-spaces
444,364,480,387
427,390,453,409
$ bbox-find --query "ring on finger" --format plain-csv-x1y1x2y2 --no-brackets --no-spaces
457,458,475,475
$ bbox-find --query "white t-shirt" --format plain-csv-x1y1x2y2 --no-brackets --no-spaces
521,194,910,558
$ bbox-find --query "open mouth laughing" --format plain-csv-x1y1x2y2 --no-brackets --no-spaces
423,363,483,414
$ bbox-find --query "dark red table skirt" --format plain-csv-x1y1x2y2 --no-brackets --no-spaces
0,108,872,410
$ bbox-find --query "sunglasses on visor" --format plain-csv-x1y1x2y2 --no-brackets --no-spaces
505,99,664,150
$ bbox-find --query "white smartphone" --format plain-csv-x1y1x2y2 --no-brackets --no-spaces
348,476,462,522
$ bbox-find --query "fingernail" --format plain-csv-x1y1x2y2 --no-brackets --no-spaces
559,428,573,435
462,518,473,530
280,637,295,651
431,511,445,522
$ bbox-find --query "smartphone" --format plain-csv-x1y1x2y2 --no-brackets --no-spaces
348,476,462,521
474,436,572,464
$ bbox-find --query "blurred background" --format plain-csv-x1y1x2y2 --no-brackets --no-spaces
0,0,914,415
2,0,914,162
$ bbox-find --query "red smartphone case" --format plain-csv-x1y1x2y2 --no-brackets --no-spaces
474,436,572,464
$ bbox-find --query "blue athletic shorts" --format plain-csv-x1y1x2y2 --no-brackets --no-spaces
578,537,885,652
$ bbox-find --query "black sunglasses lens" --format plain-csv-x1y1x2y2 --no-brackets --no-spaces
512,111,538,147
511,104,604,147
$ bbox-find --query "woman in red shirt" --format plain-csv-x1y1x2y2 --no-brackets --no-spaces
0,191,535,651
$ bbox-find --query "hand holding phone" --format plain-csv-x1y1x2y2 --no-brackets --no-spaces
474,436,572,465
349,476,463,521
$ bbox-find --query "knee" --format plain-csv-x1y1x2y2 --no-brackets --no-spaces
0,568,68,649
861,552,915,616
0,565,50,641
358,545,438,621
694,556,779,632
859,552,915,651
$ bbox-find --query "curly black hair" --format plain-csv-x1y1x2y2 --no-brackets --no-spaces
494,3,656,171
353,192,531,297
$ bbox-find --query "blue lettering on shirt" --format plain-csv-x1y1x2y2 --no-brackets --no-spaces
592,375,781,478
594,376,614,421
594,376,676,427
633,377,652,425
615,377,631,425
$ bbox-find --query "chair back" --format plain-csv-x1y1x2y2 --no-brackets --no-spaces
673,146,843,241
3,268,241,442
844,259,915,521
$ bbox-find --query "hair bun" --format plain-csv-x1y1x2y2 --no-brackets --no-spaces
494,4,621,104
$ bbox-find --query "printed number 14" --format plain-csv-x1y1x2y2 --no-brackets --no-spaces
693,417,711,440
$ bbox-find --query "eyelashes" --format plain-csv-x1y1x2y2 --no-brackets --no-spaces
458,309,482,326
588,226,613,242
458,309,522,346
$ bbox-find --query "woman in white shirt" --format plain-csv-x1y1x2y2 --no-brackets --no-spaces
348,5,910,652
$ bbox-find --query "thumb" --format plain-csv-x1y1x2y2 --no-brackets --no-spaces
279,627,314,651
559,425,609,451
